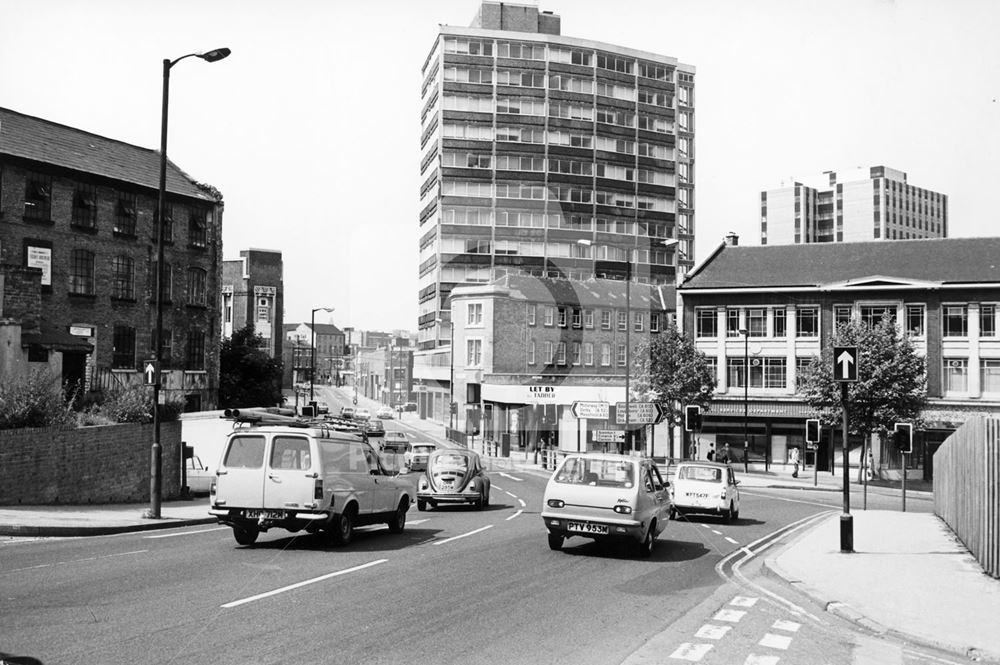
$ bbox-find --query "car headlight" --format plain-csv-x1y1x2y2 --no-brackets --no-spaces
547,499,565,508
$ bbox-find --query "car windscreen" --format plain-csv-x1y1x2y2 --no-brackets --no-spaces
224,435,266,469
554,457,636,488
678,466,722,482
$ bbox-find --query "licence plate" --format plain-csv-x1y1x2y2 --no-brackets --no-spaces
687,493,709,498
567,521,609,535
243,509,284,519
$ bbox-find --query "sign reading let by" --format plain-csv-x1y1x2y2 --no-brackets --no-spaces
526,385,557,402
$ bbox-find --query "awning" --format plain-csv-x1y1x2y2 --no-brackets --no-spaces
21,320,94,353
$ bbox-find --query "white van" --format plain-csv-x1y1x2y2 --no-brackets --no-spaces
209,422,413,546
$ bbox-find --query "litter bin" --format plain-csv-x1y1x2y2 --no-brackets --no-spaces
501,433,511,457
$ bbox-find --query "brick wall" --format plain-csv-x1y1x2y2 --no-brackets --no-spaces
0,421,181,505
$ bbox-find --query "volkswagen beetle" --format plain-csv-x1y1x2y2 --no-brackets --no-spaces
416,448,491,510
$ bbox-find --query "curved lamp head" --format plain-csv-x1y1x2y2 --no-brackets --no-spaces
199,48,231,63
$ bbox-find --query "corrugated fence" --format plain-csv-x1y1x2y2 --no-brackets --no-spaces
934,416,1000,578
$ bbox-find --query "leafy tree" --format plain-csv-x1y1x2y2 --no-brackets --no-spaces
632,327,717,455
797,316,927,478
219,325,284,409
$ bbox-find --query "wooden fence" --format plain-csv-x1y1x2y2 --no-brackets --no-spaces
933,416,1000,578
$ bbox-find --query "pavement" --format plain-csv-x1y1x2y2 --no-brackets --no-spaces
3,389,999,663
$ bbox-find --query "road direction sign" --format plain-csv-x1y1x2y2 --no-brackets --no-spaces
594,429,626,443
143,359,158,386
615,401,663,425
572,401,609,419
833,346,858,382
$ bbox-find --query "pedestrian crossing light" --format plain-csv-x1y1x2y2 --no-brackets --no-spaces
805,418,820,445
684,405,702,432
894,422,913,454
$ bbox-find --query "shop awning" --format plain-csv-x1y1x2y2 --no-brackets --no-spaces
21,320,94,353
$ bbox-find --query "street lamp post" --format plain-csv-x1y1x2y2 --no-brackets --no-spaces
150,47,230,519
310,307,334,407
436,317,455,430
739,327,750,473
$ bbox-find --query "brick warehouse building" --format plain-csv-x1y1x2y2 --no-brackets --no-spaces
678,234,1000,480
0,107,224,410
222,248,284,359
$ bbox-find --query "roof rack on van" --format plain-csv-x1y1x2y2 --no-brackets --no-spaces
222,408,367,437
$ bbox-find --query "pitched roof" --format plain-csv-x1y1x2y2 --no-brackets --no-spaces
0,107,218,203
451,274,675,311
308,323,342,335
681,237,1000,291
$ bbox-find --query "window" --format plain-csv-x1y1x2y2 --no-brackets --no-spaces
860,305,895,328
72,183,97,228
557,307,568,327
584,309,594,329
601,310,612,330
112,325,136,369
584,342,594,366
467,302,483,326
729,356,784,389
763,357,787,389
981,359,1000,393
981,305,996,337
944,358,968,393
633,312,644,332
650,313,660,333
187,267,207,306
905,304,925,337
556,342,567,365
69,249,95,295
747,308,766,337
796,307,819,337
773,309,786,337
616,343,627,367
572,309,582,328
544,306,555,327
600,343,612,366
270,437,312,471
617,311,627,331
726,309,741,337
696,308,717,338
112,255,135,300
527,304,536,326
23,173,52,220
943,305,968,337
544,341,554,364
834,305,853,328
466,338,482,367
186,330,206,370
189,210,208,248
528,340,536,365
569,342,581,366
115,193,137,235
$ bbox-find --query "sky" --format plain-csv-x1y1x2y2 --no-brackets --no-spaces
2,0,998,333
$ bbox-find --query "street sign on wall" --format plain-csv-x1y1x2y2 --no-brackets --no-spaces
614,402,663,425
572,401,609,419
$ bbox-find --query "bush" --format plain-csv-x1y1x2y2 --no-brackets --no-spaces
92,384,185,424
0,370,77,430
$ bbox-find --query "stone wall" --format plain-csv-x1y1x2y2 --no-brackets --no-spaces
0,421,182,505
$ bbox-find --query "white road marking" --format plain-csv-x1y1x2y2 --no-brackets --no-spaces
506,510,523,521
221,559,387,608
772,619,801,632
433,525,494,545
701,524,712,529
145,527,228,539
518,498,526,508
711,529,722,535
741,546,754,556
493,484,504,491
3,549,147,574
730,596,759,607
724,536,739,544
743,655,780,665
498,472,523,481
695,624,731,639
505,491,518,498
669,643,713,661
407,519,430,525
759,633,792,650
712,609,746,623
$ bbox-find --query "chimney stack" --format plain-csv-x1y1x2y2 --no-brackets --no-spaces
725,232,739,246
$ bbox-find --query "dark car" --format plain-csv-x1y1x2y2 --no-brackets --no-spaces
416,449,491,511
363,419,385,437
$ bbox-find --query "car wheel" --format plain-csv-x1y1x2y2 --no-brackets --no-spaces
732,504,740,521
669,507,677,521
476,491,485,510
547,533,563,551
483,488,490,508
417,499,427,511
233,526,258,546
636,523,655,558
331,507,355,545
724,503,735,523
387,499,407,533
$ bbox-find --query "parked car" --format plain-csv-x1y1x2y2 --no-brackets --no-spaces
541,453,671,557
209,422,413,546
403,402,418,412
185,455,213,494
416,449,491,511
363,418,385,437
340,406,356,419
404,443,438,472
315,400,330,415
354,408,371,421
376,406,395,420
669,461,740,522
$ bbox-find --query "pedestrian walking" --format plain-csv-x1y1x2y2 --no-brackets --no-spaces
790,446,800,478
706,444,715,461
721,443,731,464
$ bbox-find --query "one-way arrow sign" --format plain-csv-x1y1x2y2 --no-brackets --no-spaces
833,346,858,382
143,360,158,386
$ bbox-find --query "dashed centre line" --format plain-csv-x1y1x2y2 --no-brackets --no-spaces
221,559,387,608
432,524,494,545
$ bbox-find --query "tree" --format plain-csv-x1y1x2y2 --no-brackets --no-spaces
632,327,717,456
219,325,284,409
797,316,927,479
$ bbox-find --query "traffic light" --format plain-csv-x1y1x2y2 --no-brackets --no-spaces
894,422,913,454
805,419,820,445
684,405,701,432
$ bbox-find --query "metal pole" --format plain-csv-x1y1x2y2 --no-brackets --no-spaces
150,57,171,520
449,322,455,430
310,309,316,405
743,331,749,473
624,254,631,455
840,382,853,552
902,452,908,512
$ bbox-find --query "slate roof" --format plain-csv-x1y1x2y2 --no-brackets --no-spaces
681,237,1000,291
0,107,218,202
452,274,675,311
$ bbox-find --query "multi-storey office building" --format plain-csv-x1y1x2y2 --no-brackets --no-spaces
0,107,224,410
678,234,1000,479
221,248,283,358
417,274,675,454
760,165,948,245
417,1,695,353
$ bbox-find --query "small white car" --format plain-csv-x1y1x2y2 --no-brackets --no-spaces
376,406,395,419
354,408,371,421
405,442,438,472
669,461,740,522
541,453,671,557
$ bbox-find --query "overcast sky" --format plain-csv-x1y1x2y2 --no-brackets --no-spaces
2,0,998,333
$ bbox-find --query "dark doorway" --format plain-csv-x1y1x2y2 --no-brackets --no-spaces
61,351,87,407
